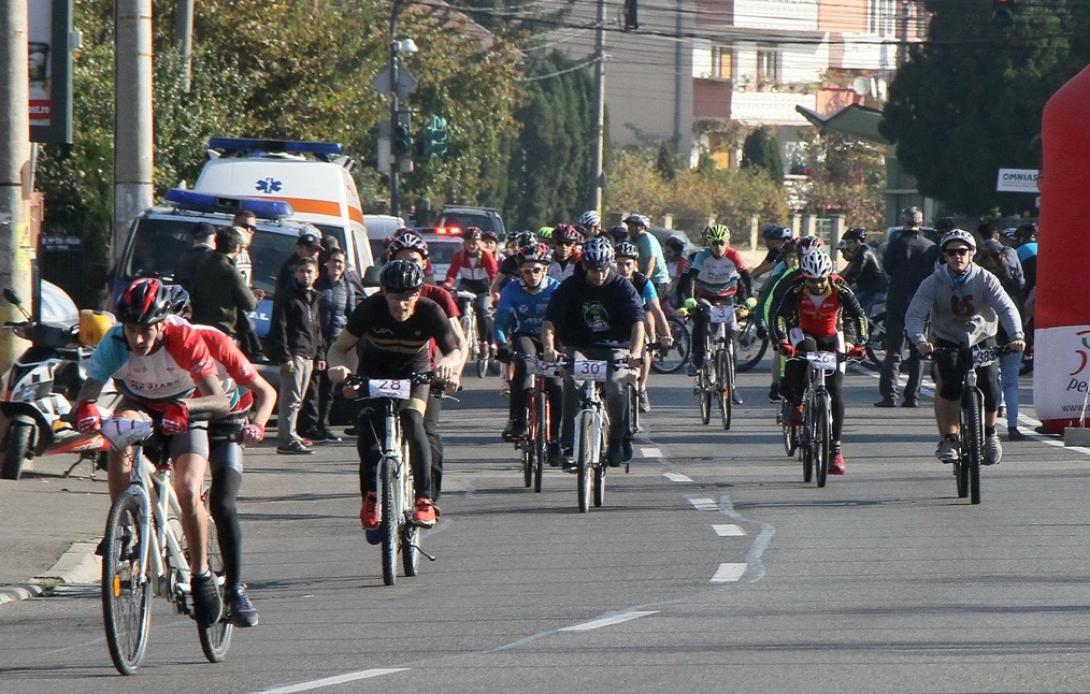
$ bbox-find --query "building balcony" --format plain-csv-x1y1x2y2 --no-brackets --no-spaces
730,90,817,125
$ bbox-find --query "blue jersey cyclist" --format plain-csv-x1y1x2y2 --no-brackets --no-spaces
493,242,563,461
74,278,230,628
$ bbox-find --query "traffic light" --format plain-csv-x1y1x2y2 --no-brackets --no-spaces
394,122,413,157
623,0,639,31
420,115,448,157
992,0,1015,28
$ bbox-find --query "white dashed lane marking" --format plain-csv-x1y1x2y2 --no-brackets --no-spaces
664,472,693,482
710,563,747,583
641,447,662,458
688,497,718,511
257,668,409,693
560,610,659,632
713,524,746,537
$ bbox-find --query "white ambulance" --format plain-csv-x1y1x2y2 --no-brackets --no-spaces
192,138,376,276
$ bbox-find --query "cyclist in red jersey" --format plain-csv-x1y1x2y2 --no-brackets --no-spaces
772,251,867,475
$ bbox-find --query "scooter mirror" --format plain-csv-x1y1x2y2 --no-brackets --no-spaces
2,289,21,306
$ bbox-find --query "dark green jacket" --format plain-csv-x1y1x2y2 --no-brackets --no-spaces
191,252,257,335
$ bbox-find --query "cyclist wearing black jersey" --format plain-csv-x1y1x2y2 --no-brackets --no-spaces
328,261,461,530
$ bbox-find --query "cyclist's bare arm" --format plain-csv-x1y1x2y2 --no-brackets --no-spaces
327,329,360,384
187,373,230,419
629,320,646,361
247,373,277,430
541,320,558,362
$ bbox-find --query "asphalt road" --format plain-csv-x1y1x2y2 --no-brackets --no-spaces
2,360,1090,693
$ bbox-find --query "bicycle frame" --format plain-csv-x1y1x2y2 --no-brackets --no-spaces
571,378,607,468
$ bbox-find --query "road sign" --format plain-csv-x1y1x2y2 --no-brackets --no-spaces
996,168,1039,193
371,65,418,99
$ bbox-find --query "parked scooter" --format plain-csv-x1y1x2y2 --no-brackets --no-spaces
0,289,112,480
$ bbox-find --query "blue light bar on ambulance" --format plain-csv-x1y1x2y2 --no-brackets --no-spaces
208,137,343,157
164,189,294,220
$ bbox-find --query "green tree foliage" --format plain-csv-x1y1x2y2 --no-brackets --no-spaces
606,148,787,247
880,0,1090,214
796,132,885,231
504,51,597,230
741,126,784,183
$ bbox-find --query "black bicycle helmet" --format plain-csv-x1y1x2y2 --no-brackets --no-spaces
614,241,640,260
165,284,192,318
380,259,425,293
116,278,171,326
842,227,866,243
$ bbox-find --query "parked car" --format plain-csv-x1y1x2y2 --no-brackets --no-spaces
434,205,506,239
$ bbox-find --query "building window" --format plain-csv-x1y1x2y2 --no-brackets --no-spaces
868,0,895,36
756,48,780,83
711,45,733,80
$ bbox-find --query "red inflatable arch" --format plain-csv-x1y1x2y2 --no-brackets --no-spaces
1035,64,1090,431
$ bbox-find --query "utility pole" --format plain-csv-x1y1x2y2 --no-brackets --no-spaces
0,0,33,370
896,0,910,68
113,0,154,268
174,0,194,92
590,0,606,215
389,0,404,218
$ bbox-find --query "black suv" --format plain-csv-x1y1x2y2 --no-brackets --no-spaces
434,205,506,238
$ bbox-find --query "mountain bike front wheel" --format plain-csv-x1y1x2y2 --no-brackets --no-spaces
102,491,152,676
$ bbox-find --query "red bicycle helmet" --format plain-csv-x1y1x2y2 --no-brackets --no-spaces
117,278,171,326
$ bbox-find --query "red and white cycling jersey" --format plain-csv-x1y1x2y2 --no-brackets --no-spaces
444,249,498,288
86,321,216,402
188,321,258,412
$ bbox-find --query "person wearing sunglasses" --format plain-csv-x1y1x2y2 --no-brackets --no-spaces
493,243,563,461
772,251,868,475
548,224,584,282
906,229,1025,466
681,225,753,406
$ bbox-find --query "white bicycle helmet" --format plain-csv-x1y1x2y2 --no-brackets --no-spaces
578,210,600,227
582,236,615,269
939,228,977,250
799,250,834,278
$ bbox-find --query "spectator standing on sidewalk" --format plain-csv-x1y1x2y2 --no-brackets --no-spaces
268,257,325,455
174,223,215,292
311,248,357,443
877,207,938,408
275,227,323,295
976,239,1027,441
191,227,257,337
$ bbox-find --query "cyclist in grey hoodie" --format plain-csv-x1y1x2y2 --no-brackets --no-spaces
905,229,1025,466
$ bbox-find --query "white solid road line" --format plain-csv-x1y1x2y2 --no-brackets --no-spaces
641,446,662,457
710,563,747,583
560,610,659,632
258,668,409,694
688,497,718,511
664,472,693,482
713,524,746,536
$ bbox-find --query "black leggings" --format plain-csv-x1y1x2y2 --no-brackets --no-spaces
931,338,1001,413
510,336,563,440
357,402,431,500
208,440,244,592
781,338,846,442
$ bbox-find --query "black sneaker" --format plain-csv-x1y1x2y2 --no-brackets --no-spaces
606,439,623,468
345,425,358,437
546,442,563,467
621,437,634,463
277,440,314,455
502,419,527,441
901,399,919,408
731,391,744,406
191,571,223,628
768,384,780,404
226,585,259,627
873,398,896,408
317,428,343,443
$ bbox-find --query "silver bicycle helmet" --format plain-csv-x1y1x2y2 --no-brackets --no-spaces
582,236,615,269
578,210,600,227
799,250,834,278
939,228,977,250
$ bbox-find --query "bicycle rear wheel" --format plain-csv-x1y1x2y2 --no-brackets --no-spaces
577,412,593,513
735,312,769,373
199,507,233,663
698,367,712,425
476,345,490,379
534,391,547,493
380,458,398,586
102,491,152,676
963,390,983,505
718,348,733,431
650,318,690,374
401,454,419,577
814,394,831,487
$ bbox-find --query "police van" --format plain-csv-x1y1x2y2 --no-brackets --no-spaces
192,137,374,276
113,189,316,337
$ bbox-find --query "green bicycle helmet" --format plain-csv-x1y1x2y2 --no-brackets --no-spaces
537,225,553,240
704,224,731,244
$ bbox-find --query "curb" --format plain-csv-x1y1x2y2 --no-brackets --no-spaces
0,540,100,608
